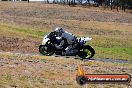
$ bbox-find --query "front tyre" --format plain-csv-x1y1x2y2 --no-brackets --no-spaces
78,45,95,59
39,45,54,56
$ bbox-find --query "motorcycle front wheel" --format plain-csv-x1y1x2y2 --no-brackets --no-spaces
39,45,54,56
78,45,95,59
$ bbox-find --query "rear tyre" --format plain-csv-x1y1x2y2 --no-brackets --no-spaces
39,45,54,56
78,45,95,59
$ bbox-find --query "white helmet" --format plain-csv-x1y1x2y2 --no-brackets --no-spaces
54,27,64,36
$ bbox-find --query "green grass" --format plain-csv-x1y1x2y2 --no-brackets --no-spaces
12,26,46,37
0,23,47,39
85,35,132,61
19,76,29,81
95,47,132,60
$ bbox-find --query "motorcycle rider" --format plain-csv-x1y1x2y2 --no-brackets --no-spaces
45,27,78,55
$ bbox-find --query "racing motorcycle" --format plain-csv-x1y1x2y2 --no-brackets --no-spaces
39,32,95,59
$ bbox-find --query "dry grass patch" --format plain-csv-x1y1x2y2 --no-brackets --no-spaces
0,52,131,88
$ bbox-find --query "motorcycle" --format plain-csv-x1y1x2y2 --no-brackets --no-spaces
39,32,95,59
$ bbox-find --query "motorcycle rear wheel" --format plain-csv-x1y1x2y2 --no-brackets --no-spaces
39,45,54,56
78,45,95,59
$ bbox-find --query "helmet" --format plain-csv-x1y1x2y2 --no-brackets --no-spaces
54,27,64,36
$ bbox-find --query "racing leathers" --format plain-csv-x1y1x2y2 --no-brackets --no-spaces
59,31,78,55
42,29,78,55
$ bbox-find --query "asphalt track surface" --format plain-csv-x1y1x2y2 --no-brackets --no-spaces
0,51,131,64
